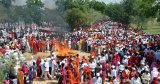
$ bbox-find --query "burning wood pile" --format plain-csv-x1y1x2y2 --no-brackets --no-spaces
55,40,77,56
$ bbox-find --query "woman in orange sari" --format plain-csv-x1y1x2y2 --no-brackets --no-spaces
17,68,24,84
67,67,76,84
73,64,80,84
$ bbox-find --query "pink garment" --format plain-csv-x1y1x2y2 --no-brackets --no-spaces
4,80,10,84
113,54,120,66
130,70,136,78
61,68,66,84
88,75,93,84
22,65,28,74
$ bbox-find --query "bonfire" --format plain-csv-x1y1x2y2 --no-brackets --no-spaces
55,40,76,56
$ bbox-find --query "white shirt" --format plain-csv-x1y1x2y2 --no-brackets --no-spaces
131,77,142,84
44,61,49,71
88,62,96,71
151,68,158,80
122,58,128,65
100,56,106,63
51,59,57,70
92,77,102,84
46,57,51,67
111,69,117,78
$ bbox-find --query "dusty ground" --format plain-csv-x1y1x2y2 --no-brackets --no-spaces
24,51,90,61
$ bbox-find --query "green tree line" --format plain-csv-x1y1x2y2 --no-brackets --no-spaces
0,0,159,30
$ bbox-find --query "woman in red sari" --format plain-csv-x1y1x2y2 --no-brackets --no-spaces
33,40,38,54
36,57,41,77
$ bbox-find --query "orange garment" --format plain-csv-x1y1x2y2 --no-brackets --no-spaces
91,52,96,58
42,40,46,52
76,57,80,66
67,69,76,84
74,65,80,84
39,40,43,51
18,69,24,84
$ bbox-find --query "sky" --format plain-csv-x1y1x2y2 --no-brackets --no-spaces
13,0,121,9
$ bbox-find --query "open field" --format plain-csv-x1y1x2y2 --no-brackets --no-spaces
143,21,160,34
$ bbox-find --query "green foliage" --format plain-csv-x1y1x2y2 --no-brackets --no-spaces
0,0,15,8
0,55,16,82
90,1,106,13
56,0,105,30
66,8,89,30
26,0,44,25
105,3,129,24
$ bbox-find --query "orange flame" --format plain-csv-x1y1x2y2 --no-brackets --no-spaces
56,40,76,56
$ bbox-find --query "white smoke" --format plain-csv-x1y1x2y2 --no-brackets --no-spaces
13,0,56,9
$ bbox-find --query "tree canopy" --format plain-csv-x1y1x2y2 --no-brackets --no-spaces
0,0,159,29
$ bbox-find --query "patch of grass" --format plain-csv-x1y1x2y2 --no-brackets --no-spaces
143,25,160,34
131,19,160,34
143,21,160,34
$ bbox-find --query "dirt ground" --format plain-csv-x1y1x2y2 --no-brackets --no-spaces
24,51,90,61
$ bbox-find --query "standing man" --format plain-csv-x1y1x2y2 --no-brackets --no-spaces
51,56,57,79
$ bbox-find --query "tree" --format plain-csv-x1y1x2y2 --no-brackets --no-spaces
0,0,15,8
90,1,106,14
26,0,44,25
105,4,126,24
132,0,158,28
66,8,89,30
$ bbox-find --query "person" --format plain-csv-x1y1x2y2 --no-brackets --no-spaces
17,68,24,84
44,59,52,79
141,69,151,84
51,56,57,79
29,56,35,66
40,59,45,78
36,57,41,77
92,73,102,84
22,63,28,84
3,77,10,84
151,67,158,81
32,62,37,80
111,65,117,78
130,67,137,79
113,76,119,84
131,74,142,84
28,67,33,84
151,77,159,84
59,63,66,84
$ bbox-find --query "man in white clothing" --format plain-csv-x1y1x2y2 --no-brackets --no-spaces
111,65,117,78
51,57,57,79
92,73,102,84
131,74,142,84
29,56,35,66
44,59,52,79
151,67,159,81
40,59,45,78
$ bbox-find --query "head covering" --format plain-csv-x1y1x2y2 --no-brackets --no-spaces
132,67,136,70
111,65,115,69
96,73,100,76
118,62,120,65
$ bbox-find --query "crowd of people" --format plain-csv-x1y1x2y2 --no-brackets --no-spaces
0,21,160,84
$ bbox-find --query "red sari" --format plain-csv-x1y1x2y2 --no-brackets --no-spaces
36,57,41,76
33,41,38,54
